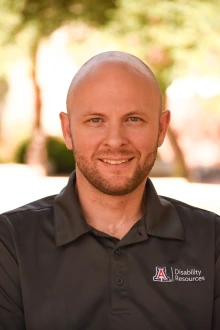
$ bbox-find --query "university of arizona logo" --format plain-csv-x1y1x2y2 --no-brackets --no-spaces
153,266,205,283
153,267,171,282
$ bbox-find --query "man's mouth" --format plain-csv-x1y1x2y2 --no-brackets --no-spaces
100,158,133,165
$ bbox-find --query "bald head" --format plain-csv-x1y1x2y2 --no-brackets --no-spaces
60,51,170,196
66,51,162,114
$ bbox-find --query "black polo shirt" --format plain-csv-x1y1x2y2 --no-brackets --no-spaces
0,171,220,330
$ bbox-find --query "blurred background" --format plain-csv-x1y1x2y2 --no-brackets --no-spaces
0,0,219,214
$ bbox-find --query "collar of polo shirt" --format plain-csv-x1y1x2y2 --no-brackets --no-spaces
53,171,185,246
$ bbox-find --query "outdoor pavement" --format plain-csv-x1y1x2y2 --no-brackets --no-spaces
0,164,219,215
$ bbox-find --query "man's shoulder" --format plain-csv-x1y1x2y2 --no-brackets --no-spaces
0,194,57,224
160,195,219,225
0,195,59,259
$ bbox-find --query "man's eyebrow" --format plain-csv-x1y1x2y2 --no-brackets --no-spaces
82,109,148,116
80,110,149,120
125,110,147,116
82,112,106,117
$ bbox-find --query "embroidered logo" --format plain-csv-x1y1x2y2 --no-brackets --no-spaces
153,266,205,283
153,267,171,282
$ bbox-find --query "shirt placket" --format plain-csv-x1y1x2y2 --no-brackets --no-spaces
111,246,130,314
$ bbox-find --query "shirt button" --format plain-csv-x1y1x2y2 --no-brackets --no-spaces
115,248,122,255
115,276,124,286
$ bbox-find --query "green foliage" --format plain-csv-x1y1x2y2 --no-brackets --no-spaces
15,138,29,164
104,0,220,94
0,0,118,71
0,76,9,103
19,0,116,30
2,0,220,94
47,136,75,175
2,0,117,42
15,136,75,175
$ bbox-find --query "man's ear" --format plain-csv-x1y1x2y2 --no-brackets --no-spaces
158,110,171,147
59,112,73,150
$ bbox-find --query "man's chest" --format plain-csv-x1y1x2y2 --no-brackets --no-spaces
19,235,214,330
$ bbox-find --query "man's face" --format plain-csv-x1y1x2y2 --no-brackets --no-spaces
61,62,170,196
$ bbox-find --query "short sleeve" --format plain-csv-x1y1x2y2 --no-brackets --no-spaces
0,215,25,330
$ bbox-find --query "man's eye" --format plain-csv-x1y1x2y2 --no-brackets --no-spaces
90,118,101,123
129,117,140,122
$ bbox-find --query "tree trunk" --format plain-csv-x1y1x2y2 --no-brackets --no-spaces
164,93,190,180
167,127,190,180
0,77,9,143
25,39,47,175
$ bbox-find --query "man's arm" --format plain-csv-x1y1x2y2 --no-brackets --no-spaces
212,215,220,330
0,215,25,329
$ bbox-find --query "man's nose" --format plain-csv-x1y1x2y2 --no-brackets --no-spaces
103,123,128,149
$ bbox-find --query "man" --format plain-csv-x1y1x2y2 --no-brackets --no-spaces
0,51,219,330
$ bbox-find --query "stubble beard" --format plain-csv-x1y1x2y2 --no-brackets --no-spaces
71,137,158,196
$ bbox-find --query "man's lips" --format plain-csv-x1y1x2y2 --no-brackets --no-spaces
99,158,134,165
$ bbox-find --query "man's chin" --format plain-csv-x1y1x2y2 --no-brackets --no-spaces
94,186,135,196
90,178,144,196
76,164,148,195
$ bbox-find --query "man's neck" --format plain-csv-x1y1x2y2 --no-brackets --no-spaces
75,173,147,240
